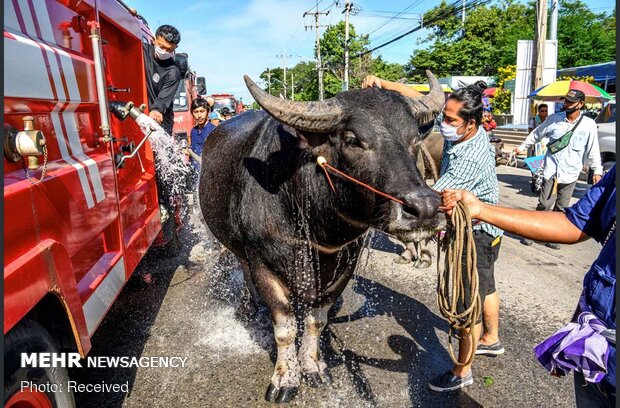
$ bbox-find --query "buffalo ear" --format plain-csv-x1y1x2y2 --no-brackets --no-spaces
417,119,435,140
295,130,330,149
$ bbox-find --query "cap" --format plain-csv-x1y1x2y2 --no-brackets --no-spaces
208,112,222,120
563,89,585,102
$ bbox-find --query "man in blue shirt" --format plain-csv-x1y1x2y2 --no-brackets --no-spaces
441,166,616,407
185,99,221,193
188,99,219,169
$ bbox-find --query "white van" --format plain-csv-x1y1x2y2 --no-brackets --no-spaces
595,100,616,171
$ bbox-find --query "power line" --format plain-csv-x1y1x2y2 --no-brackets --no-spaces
304,0,330,100
284,19,304,51
303,0,327,14
319,0,337,13
361,3,427,46
366,12,424,46
358,13,421,20
364,9,423,16
364,0,424,36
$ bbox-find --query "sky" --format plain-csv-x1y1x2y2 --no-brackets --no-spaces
127,0,615,104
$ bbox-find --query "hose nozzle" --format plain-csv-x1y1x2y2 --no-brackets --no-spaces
109,101,147,121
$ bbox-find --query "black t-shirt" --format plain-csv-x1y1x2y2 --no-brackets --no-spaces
142,42,181,126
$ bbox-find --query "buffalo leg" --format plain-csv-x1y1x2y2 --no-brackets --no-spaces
395,241,417,264
298,305,332,387
251,264,300,403
411,240,432,269
298,249,359,387
236,260,262,318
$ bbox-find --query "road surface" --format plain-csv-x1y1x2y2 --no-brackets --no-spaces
72,165,598,407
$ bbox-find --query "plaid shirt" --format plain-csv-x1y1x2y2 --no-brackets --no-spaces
432,126,503,238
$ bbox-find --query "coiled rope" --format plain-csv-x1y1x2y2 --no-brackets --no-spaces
437,201,481,366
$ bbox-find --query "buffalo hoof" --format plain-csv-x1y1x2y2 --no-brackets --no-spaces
303,369,333,388
412,258,431,269
265,383,279,402
394,248,413,264
393,255,411,265
265,384,298,403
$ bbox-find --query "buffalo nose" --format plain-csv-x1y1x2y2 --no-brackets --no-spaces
401,190,441,220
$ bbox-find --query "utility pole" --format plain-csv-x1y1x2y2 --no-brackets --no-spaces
291,72,294,100
342,0,351,91
276,53,292,98
304,1,329,100
549,0,559,41
462,0,466,25
532,0,548,91
266,69,272,95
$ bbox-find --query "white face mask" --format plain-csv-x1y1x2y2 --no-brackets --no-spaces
440,121,467,142
154,45,174,60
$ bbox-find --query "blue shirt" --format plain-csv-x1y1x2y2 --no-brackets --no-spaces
565,165,616,387
432,126,503,238
190,122,216,168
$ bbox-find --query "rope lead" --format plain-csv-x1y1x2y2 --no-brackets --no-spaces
437,201,481,366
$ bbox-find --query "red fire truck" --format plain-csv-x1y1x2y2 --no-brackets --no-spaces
4,1,188,406
210,93,243,115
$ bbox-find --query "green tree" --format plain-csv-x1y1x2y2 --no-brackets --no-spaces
407,0,615,78
258,67,285,97
407,0,534,80
289,61,319,101
370,56,407,82
319,21,373,97
556,0,616,68
258,21,405,100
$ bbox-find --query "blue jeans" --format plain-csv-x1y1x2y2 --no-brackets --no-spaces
574,372,615,407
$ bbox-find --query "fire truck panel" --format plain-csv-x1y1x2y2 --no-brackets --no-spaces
4,0,163,356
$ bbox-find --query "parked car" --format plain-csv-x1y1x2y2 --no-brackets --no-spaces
595,100,616,171
586,101,615,183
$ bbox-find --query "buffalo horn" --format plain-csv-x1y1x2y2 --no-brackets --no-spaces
244,75,344,133
407,70,445,125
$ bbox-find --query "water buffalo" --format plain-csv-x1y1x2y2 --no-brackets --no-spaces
199,71,446,403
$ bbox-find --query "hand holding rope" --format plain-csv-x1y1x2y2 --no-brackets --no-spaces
437,200,481,366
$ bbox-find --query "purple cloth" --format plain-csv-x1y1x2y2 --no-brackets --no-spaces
534,312,610,383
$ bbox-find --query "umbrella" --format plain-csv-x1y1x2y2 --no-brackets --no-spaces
483,87,497,97
528,80,615,103
409,84,453,93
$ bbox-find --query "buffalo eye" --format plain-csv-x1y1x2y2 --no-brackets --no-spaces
343,131,366,149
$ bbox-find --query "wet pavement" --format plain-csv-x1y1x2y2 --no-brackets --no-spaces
72,165,598,407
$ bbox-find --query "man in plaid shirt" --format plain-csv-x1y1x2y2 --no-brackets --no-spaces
427,82,504,392
362,76,504,392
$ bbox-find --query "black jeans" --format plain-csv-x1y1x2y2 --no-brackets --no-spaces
457,230,502,323
574,372,616,407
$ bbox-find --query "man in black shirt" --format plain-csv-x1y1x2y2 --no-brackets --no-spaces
143,24,182,135
140,25,187,271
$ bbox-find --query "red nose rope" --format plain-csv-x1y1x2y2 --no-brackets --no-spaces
316,156,406,206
